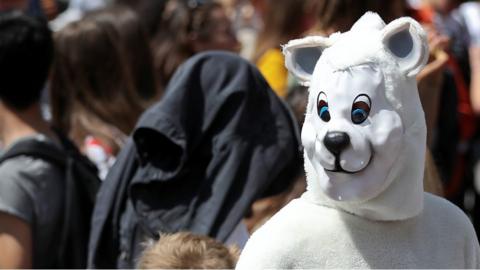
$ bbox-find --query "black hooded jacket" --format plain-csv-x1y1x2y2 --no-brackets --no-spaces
87,51,302,268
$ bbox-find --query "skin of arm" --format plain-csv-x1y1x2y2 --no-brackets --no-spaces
469,46,480,114
0,212,32,268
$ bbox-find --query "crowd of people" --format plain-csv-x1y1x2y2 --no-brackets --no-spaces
0,0,479,268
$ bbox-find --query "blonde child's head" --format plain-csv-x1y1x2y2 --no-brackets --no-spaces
137,232,239,269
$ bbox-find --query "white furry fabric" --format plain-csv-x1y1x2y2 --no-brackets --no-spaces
237,193,480,269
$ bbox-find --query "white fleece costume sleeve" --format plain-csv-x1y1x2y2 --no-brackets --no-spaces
236,12,480,269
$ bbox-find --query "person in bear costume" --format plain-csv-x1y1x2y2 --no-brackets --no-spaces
236,12,480,269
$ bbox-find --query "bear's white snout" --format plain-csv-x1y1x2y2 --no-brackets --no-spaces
317,125,372,175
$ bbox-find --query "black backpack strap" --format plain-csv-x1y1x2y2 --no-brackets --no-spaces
51,128,80,154
51,128,101,201
0,139,66,168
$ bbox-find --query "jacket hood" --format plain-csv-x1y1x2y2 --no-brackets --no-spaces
130,51,302,237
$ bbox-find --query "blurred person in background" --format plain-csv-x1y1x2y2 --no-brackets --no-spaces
443,0,480,119
50,6,156,179
217,0,263,59
84,6,160,101
253,0,316,98
413,22,449,198
0,0,28,11
367,0,411,23
114,0,168,39
437,0,480,237
310,0,367,35
0,11,62,268
151,0,240,92
412,0,480,231
423,0,480,98
49,0,109,31
114,0,239,92
28,0,60,19
1,0,67,23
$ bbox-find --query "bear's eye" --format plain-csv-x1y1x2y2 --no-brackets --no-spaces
351,94,371,124
317,92,330,122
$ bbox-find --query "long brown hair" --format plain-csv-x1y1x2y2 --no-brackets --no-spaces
85,5,160,101
315,0,368,34
364,0,408,23
253,0,312,62
113,0,168,38
151,0,226,90
50,13,147,153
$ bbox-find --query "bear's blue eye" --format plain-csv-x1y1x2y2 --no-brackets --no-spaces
319,105,330,122
352,108,367,124
351,94,371,124
317,91,330,122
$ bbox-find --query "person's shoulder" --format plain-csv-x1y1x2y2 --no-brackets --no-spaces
0,135,65,221
0,155,54,180
0,135,64,183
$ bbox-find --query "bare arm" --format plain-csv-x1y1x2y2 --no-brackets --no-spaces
0,212,32,268
469,46,480,114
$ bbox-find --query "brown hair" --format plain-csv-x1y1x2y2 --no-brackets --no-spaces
365,0,409,23
50,11,148,153
315,0,368,34
151,0,224,90
137,232,240,269
85,5,160,101
253,0,311,61
113,0,168,38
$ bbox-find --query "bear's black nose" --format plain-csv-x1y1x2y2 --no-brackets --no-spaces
323,131,350,156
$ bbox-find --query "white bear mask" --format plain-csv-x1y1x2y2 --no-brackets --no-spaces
283,12,429,221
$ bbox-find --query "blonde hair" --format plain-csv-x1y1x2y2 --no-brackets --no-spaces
137,232,240,269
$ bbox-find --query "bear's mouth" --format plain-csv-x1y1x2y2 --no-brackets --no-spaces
324,151,373,174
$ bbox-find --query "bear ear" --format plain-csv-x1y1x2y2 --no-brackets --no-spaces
283,36,331,86
381,17,429,77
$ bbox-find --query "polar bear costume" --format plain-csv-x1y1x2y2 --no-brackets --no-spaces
236,12,480,269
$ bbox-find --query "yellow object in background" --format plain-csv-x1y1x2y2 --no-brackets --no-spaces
256,48,288,98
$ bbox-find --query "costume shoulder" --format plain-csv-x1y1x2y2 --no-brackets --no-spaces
423,192,476,233
422,193,480,268
236,198,350,269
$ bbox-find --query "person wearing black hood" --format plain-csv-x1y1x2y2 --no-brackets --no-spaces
88,51,302,268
